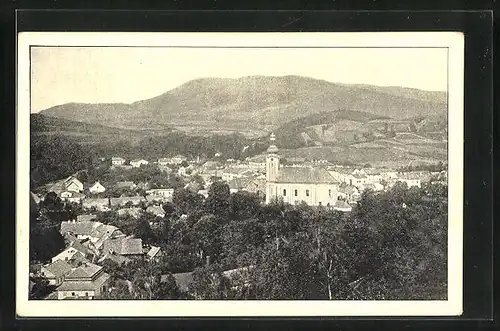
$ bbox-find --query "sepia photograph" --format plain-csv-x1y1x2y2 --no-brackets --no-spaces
16,32,464,317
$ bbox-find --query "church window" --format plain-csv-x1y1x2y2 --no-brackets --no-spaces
294,189,298,196
329,189,332,197
283,189,286,196
306,189,310,197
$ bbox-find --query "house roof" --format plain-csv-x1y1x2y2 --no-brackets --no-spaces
61,221,102,237
68,251,90,267
83,198,109,206
202,161,221,169
228,177,252,190
97,251,132,265
65,262,102,280
112,157,125,161
43,260,73,278
57,272,110,291
339,185,358,195
147,246,161,258
103,237,143,255
274,167,339,184
146,205,165,216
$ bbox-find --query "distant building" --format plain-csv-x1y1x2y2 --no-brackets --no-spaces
117,207,143,218
130,159,149,168
397,173,422,188
333,200,352,212
111,157,126,166
265,134,340,206
60,191,86,204
145,188,174,198
56,262,110,300
146,205,165,217
102,237,144,258
89,181,106,194
82,198,110,211
40,260,73,286
158,158,172,166
63,176,84,193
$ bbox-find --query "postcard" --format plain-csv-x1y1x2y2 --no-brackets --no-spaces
17,31,463,317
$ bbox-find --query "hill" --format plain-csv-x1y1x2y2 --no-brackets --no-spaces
40,75,447,135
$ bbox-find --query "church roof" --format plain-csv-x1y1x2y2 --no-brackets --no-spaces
274,167,339,184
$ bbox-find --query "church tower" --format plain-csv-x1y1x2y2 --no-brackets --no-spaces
266,133,280,182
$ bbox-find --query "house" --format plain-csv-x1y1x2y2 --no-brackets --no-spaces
247,154,266,170
285,157,306,165
202,161,221,170
145,188,174,198
172,155,188,165
102,237,144,258
146,246,162,261
157,158,172,166
158,164,173,173
333,200,353,212
117,207,143,218
111,157,126,166
59,191,86,204
109,196,146,207
338,184,361,203
136,182,151,191
56,262,111,300
97,251,132,265
197,189,209,198
327,167,355,184
51,240,89,264
60,221,123,250
397,173,422,188
89,182,106,194
146,205,165,217
82,198,110,211
222,168,257,182
265,134,340,206
228,177,252,194
40,260,73,286
63,176,84,193
115,181,137,190
145,194,170,204
130,159,149,168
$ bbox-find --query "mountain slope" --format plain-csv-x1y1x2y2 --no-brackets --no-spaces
40,75,447,134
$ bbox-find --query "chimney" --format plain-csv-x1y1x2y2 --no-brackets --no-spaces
206,255,210,267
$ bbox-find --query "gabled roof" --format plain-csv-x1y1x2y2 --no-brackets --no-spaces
147,246,161,258
57,272,110,291
274,167,339,184
228,177,252,190
65,262,102,280
102,237,143,255
61,221,102,237
146,205,165,216
43,260,73,278
97,251,131,265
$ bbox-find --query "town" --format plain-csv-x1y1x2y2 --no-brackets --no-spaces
29,134,448,301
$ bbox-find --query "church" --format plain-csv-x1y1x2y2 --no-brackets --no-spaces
265,133,340,206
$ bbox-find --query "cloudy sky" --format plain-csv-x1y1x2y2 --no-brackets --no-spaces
30,46,448,113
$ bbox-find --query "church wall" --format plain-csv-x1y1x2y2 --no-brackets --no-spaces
266,182,339,206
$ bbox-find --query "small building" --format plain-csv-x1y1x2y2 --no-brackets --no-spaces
146,246,162,261
158,164,173,173
146,205,165,218
117,207,143,218
111,157,126,166
56,263,111,300
40,260,73,286
397,173,422,188
158,157,172,166
102,237,144,258
82,198,110,211
63,176,84,193
89,182,106,194
145,188,174,198
60,191,86,204
130,159,149,168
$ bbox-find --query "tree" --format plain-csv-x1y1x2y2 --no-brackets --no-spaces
190,264,231,299
204,181,230,219
229,191,261,221
133,216,156,244
129,261,181,300
29,276,53,299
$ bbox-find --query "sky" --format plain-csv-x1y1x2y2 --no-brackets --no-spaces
30,46,448,113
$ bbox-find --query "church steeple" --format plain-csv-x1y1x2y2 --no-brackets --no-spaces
266,133,280,182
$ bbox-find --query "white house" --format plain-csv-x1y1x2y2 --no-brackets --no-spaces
56,263,111,300
130,159,149,168
145,188,174,198
111,157,126,166
63,176,84,193
397,173,422,188
60,191,86,203
89,182,106,194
